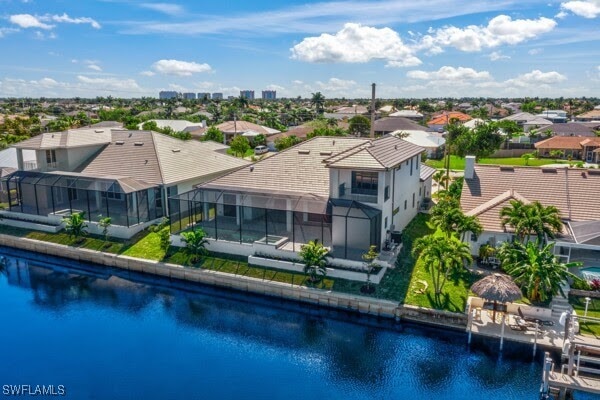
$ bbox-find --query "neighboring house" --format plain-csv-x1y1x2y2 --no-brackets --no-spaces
501,112,553,132
419,164,436,207
537,110,568,123
168,135,429,261
391,130,445,159
214,120,280,143
136,119,204,132
373,117,427,135
2,128,248,238
389,109,424,121
543,123,596,137
89,121,124,129
427,112,472,131
534,136,600,162
575,109,600,122
460,158,600,266
463,118,486,129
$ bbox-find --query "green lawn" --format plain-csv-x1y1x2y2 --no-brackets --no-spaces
226,148,254,158
426,155,568,170
570,296,600,337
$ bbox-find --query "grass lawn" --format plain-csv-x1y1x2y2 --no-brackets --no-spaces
570,296,600,337
426,155,568,170
226,148,254,158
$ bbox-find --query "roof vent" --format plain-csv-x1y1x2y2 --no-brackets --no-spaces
332,140,335,145
298,149,310,155
94,129,104,133
588,169,600,175
394,145,398,150
250,165,254,172
115,141,125,145
320,151,332,156
499,166,514,172
134,142,144,146
172,149,181,153
541,168,557,173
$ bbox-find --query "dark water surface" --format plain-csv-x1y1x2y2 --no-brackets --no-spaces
0,247,598,400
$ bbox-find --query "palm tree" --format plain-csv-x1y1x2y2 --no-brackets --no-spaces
412,235,472,296
500,200,562,244
432,170,449,190
181,228,209,263
299,239,329,283
498,240,580,303
311,92,326,115
63,212,88,243
457,214,483,242
361,245,379,293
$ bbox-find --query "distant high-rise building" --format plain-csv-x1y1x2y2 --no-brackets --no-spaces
159,91,179,99
240,90,255,100
212,92,223,100
183,92,196,100
262,90,276,100
198,93,211,101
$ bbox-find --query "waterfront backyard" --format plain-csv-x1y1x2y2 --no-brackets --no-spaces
0,213,474,311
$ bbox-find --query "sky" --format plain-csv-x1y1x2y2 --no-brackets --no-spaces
0,0,599,99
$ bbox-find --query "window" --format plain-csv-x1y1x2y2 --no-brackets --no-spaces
471,233,478,242
351,171,378,195
384,185,390,201
412,193,415,208
416,158,419,170
419,187,422,196
68,187,78,201
339,183,346,197
101,191,122,200
167,186,178,198
404,200,407,210
46,150,56,165
223,194,237,217
410,158,413,176
384,217,388,229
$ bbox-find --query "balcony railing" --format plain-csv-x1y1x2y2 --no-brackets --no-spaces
23,161,38,171
339,192,378,204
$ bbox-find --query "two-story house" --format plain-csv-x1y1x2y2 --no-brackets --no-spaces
168,135,428,261
1,128,248,238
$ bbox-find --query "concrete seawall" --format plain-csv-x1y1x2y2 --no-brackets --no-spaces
0,233,467,329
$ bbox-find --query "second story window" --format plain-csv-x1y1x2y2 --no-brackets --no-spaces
46,149,56,165
384,185,390,201
351,171,378,195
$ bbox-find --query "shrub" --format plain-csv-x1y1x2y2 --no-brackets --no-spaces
158,228,171,253
591,279,600,291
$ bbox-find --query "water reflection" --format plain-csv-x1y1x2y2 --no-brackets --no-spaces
1,251,400,386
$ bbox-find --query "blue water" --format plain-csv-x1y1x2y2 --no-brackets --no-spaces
0,247,598,400
581,267,600,281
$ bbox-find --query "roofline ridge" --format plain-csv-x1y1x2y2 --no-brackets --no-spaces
466,189,530,217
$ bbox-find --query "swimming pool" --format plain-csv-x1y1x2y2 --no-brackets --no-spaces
581,267,600,281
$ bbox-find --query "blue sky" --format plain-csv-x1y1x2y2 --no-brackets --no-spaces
0,0,599,98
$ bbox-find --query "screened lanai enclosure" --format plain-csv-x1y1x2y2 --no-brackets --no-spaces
3,171,163,227
169,189,382,261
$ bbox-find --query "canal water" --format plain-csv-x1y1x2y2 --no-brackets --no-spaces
0,247,598,400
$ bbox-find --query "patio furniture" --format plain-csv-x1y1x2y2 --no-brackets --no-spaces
518,307,554,326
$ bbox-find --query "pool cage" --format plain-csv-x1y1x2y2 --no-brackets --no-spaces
168,188,381,260
2,170,163,227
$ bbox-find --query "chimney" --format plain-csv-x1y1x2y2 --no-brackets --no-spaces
464,155,476,179
201,120,207,128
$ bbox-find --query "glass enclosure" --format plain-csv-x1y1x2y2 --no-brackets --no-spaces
3,171,162,227
169,188,381,260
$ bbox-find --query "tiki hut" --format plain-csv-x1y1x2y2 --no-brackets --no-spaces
471,273,522,320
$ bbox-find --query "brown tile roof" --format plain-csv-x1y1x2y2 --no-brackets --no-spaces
461,165,600,232
216,120,275,135
324,135,424,171
201,137,369,198
420,164,437,182
13,128,112,150
534,136,600,150
80,130,248,186
374,117,427,133
428,112,471,126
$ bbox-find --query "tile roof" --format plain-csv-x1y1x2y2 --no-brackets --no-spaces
420,164,437,182
80,130,248,186
13,128,112,150
427,112,472,126
543,123,596,137
201,137,369,198
324,135,424,171
576,110,600,119
534,136,600,150
461,165,600,232
374,117,427,132
215,120,279,135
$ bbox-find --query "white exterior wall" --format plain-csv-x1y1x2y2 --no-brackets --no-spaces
469,231,512,256
65,146,104,171
420,177,432,201
389,155,421,237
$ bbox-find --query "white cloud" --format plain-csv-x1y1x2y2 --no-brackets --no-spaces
489,51,510,61
315,77,357,91
505,70,567,87
10,14,54,29
292,80,304,85
9,13,101,31
139,3,184,16
418,15,556,52
140,70,156,76
290,23,421,67
528,48,543,55
50,13,101,29
0,27,20,38
34,30,57,40
407,66,492,81
87,64,102,71
560,0,600,18
151,59,212,76
76,75,142,92
266,84,285,91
